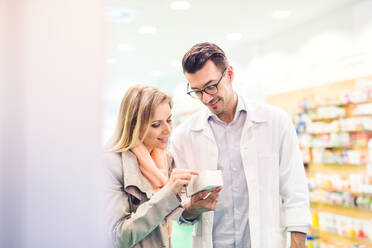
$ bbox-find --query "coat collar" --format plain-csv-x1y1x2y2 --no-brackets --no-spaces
190,95,267,132
121,150,155,198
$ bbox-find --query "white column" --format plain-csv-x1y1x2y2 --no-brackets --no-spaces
0,0,108,247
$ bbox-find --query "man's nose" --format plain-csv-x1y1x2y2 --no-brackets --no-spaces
201,92,213,104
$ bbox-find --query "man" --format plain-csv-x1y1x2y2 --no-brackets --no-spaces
170,43,312,248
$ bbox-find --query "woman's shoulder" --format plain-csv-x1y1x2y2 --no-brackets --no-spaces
103,151,122,165
103,151,123,178
103,150,137,163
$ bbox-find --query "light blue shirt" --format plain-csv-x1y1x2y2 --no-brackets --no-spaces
208,95,251,248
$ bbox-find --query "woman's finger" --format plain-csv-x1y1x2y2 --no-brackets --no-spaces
172,173,192,181
176,179,190,186
171,169,199,175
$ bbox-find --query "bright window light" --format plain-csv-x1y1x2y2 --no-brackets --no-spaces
272,10,291,19
138,26,157,34
106,58,117,64
170,60,181,67
151,70,162,77
170,1,191,10
226,33,242,41
118,43,135,52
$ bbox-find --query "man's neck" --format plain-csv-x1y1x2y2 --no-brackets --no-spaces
217,93,238,124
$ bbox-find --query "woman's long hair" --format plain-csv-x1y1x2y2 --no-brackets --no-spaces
105,85,172,152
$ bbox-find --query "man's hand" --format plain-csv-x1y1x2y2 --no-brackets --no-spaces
182,186,222,221
290,232,306,248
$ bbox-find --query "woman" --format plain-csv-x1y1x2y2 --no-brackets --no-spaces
104,85,197,248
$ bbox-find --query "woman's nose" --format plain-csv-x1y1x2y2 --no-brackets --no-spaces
163,122,172,133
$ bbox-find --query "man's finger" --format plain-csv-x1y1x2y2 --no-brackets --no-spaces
213,186,223,192
194,190,209,200
202,192,212,200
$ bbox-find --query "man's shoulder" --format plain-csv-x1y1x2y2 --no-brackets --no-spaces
174,109,205,130
245,101,288,121
171,109,206,144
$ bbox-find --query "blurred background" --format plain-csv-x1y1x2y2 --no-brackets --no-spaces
1,0,372,247
102,0,372,143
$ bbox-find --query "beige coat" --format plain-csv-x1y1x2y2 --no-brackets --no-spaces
104,150,182,248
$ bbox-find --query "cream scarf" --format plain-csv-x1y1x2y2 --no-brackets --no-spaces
130,143,173,236
131,143,168,191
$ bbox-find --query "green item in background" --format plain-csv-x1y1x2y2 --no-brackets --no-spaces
171,221,194,248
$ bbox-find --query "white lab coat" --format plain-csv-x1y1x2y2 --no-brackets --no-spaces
170,100,312,248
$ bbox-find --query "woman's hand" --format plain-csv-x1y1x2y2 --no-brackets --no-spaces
167,169,199,194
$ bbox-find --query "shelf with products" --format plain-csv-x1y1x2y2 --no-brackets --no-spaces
297,115,372,133
306,163,367,176
302,148,368,166
309,210,372,246
299,98,372,114
267,77,372,247
306,130,372,135
310,201,372,217
304,99,372,112
310,229,372,247
302,146,368,149
310,115,372,122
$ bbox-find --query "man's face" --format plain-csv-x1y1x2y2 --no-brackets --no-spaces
185,60,234,116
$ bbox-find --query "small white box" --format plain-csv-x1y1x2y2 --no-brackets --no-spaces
186,170,223,197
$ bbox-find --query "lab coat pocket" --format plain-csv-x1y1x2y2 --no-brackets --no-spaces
270,227,286,247
257,154,280,221
258,153,279,185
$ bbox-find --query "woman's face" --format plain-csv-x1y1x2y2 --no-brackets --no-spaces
143,101,172,151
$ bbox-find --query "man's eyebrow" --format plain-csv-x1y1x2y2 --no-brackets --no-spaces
190,79,215,90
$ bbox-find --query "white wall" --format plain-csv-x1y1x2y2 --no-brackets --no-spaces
230,0,372,100
0,0,108,247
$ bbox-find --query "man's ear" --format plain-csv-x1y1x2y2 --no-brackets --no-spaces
227,65,234,81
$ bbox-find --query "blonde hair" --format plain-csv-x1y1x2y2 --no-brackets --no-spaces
105,85,172,152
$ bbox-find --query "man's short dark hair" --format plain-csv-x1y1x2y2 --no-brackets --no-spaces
182,42,228,74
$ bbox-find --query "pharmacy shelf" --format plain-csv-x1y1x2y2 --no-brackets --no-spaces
305,130,372,135
302,99,372,112
310,117,341,122
306,163,366,176
266,78,372,247
301,145,368,149
310,188,372,197
310,114,372,122
311,229,372,247
310,202,372,219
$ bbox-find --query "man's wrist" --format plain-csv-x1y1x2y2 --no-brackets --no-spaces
182,202,200,221
290,231,306,248
287,225,308,234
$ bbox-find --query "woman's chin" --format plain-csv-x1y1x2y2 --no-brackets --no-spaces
155,143,168,150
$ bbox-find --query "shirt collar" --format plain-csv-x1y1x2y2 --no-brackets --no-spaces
207,93,246,124
190,94,267,132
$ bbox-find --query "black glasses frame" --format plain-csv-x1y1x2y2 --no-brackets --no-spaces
187,68,227,99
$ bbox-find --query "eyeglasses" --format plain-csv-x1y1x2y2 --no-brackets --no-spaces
187,68,227,99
